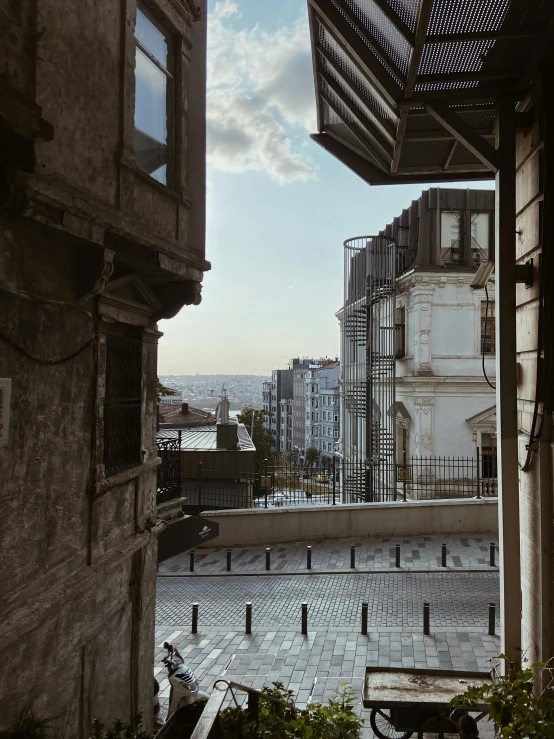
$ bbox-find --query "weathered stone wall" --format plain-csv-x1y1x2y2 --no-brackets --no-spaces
0,0,207,734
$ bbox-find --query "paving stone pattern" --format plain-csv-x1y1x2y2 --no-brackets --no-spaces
154,627,500,738
156,572,499,629
158,534,498,576
156,535,500,738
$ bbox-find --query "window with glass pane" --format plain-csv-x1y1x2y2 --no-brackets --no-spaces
441,211,462,261
481,301,495,354
134,6,172,185
471,213,489,261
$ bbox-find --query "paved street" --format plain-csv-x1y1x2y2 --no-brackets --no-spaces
155,535,501,737
157,572,499,629
158,534,498,576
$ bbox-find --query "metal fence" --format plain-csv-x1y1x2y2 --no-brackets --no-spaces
156,453,497,510
396,452,497,500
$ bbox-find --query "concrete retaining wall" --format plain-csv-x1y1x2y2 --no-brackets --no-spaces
199,499,498,547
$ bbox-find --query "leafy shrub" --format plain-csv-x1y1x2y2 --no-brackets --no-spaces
219,682,363,738
451,656,554,739
90,714,152,739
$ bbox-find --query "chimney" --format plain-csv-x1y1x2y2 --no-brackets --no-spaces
181,402,189,414
216,390,238,449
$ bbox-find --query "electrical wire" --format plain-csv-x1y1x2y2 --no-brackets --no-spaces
0,327,94,364
481,282,496,390
520,67,552,471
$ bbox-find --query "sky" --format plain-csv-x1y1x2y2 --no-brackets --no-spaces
157,0,494,376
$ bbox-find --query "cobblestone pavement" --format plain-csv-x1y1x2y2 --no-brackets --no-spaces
154,627,500,737
158,534,498,576
157,572,499,629
156,537,500,737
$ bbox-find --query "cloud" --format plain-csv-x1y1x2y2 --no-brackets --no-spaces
207,1,317,184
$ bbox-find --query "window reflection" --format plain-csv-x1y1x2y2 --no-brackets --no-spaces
134,7,171,185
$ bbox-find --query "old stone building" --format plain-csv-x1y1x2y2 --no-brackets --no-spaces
0,0,207,734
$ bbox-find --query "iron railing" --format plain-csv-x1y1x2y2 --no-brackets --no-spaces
156,454,497,510
396,451,497,500
342,235,397,501
156,433,182,503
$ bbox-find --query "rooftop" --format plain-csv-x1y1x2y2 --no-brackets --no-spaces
157,424,255,451
159,402,215,428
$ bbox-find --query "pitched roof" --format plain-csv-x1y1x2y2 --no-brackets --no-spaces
158,403,215,428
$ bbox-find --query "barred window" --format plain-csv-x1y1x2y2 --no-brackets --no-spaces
104,333,143,476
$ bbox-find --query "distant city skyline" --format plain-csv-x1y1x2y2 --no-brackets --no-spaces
157,0,494,376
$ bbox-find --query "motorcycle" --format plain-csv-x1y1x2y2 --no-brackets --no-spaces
155,642,210,722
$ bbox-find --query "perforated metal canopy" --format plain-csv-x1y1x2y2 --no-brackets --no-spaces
307,0,554,184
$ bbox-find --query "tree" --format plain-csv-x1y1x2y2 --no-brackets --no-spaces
305,446,319,467
237,405,275,473
157,378,179,403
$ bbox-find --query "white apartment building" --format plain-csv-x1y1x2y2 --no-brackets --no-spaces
340,188,496,500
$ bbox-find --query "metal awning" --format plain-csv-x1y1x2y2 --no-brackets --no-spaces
307,0,554,184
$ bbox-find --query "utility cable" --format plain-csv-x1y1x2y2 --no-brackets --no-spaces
0,327,94,365
481,283,496,390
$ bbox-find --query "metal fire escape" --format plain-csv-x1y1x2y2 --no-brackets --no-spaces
342,235,397,501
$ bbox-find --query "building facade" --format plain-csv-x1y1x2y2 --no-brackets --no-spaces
292,358,315,455
0,0,207,733
262,368,292,453
317,377,340,463
340,189,496,499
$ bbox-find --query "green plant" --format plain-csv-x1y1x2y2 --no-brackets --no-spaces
0,711,53,739
89,714,153,739
305,447,319,467
219,682,363,738
451,657,554,739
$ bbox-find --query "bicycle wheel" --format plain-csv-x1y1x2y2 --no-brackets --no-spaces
418,716,461,739
370,709,414,739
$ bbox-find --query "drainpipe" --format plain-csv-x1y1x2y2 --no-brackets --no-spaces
495,97,521,666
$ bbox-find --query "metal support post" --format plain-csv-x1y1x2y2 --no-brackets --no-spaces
227,549,232,571
495,96,521,665
265,547,271,571
246,602,252,634
350,545,356,569
441,543,447,568
247,691,259,723
301,603,308,635
307,546,312,570
423,602,430,635
189,550,195,573
332,456,336,505
395,544,401,568
198,462,203,509
476,447,481,499
361,602,368,635
490,543,496,567
192,602,198,634
264,457,269,508
489,603,496,636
